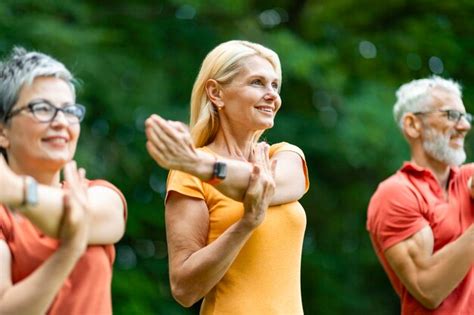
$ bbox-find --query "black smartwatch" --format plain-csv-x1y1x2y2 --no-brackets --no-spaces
206,160,227,185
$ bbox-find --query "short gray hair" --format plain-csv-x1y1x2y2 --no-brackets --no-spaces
393,75,462,130
0,46,76,123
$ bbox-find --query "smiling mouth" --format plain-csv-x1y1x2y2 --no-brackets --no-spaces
255,106,274,113
42,138,68,145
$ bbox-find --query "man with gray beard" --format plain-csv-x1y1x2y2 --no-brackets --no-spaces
367,76,474,315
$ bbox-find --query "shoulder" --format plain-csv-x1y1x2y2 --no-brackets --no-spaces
371,171,416,203
269,142,305,160
367,171,421,228
86,179,128,217
166,170,205,201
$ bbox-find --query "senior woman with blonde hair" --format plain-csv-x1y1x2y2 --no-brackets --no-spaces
0,47,126,314
145,40,309,314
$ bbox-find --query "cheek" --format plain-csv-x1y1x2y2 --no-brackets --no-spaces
275,98,282,112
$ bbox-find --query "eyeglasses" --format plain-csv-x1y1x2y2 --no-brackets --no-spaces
413,109,472,124
5,99,86,124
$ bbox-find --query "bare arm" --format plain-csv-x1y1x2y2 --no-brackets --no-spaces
384,225,474,309
0,157,125,244
167,153,276,307
145,114,306,205
0,163,90,314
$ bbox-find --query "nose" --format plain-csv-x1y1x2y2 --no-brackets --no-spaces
264,86,279,101
456,115,471,132
50,109,69,126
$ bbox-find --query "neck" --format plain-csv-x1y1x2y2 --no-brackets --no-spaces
411,154,451,190
8,158,61,186
208,127,257,161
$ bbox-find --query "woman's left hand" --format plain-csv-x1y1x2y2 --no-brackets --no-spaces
145,114,203,173
0,155,24,207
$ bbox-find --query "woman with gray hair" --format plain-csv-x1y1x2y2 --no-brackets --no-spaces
0,47,126,315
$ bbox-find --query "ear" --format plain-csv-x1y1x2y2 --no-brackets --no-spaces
205,79,224,109
403,114,422,139
0,124,10,149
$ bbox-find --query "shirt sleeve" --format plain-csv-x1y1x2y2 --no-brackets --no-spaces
368,179,428,251
88,180,128,222
270,142,310,192
0,205,12,242
166,170,205,202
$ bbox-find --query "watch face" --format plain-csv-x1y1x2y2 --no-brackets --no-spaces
25,176,39,206
215,161,227,179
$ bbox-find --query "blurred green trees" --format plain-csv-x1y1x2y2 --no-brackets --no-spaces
1,1,473,314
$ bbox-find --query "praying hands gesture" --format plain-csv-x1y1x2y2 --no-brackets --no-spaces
242,143,277,228
145,114,207,173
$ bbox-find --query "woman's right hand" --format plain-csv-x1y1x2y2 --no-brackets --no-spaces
241,143,277,229
145,114,201,172
59,161,90,256
0,155,24,207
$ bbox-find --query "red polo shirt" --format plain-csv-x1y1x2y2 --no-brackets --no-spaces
367,162,474,315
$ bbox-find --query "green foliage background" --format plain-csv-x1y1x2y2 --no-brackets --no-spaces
2,1,473,314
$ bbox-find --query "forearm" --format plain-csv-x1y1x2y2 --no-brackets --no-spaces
170,219,254,306
21,185,124,244
21,184,64,238
417,228,474,307
0,246,82,315
189,151,305,205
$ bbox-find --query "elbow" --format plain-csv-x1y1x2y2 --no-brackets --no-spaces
415,290,443,310
170,280,202,308
419,296,443,310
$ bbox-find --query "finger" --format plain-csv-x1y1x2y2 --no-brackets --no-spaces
144,114,162,128
270,159,278,179
262,143,271,171
249,144,257,163
146,141,168,167
147,121,179,153
78,168,88,191
153,117,185,143
61,192,73,228
246,165,261,195
146,125,174,155
254,143,264,166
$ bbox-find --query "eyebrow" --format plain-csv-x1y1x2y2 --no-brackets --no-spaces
247,74,280,83
29,98,75,107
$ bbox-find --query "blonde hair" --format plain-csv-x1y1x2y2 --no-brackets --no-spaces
189,40,281,147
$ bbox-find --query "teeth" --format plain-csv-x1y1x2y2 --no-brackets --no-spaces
45,138,67,143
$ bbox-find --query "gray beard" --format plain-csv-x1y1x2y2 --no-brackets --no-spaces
422,128,466,166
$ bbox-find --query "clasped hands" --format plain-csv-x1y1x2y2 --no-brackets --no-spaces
145,114,276,228
0,155,91,251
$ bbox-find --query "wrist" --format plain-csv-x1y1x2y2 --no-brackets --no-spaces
8,175,25,208
17,176,39,212
57,242,87,261
195,152,216,181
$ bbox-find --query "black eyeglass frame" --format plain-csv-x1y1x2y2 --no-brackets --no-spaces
413,109,473,124
4,99,86,124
